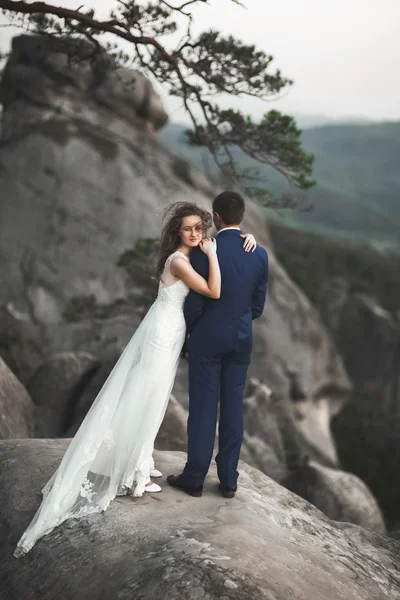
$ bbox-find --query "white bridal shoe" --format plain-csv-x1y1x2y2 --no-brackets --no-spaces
150,468,163,478
144,481,162,493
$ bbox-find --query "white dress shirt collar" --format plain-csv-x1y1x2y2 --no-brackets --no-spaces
217,227,241,235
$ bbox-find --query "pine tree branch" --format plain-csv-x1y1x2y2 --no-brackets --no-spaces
0,0,315,205
0,1,175,64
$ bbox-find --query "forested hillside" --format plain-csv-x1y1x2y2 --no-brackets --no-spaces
159,120,400,252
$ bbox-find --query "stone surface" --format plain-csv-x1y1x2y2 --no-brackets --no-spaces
0,35,168,142
155,394,189,453
240,380,288,481
65,355,119,437
27,352,99,437
1,440,399,600
0,358,36,439
283,460,386,534
0,303,45,384
319,285,400,523
93,67,168,130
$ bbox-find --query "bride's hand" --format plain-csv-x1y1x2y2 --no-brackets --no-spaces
240,233,257,252
200,237,217,256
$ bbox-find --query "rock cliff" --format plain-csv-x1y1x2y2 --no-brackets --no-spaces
318,282,400,524
0,439,399,600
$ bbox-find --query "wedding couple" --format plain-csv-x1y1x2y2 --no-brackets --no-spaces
14,190,269,558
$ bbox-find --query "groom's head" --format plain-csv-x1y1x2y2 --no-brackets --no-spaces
212,191,245,231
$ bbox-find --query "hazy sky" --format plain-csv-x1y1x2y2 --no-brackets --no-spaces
1,0,399,122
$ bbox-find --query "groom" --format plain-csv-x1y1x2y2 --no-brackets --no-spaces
167,191,269,498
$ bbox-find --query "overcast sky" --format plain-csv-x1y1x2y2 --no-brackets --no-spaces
1,0,399,123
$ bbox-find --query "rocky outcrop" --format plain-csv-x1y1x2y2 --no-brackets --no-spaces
0,358,36,438
0,35,168,144
283,460,386,534
240,380,288,481
247,257,351,467
1,439,399,600
0,36,351,498
155,394,189,452
0,303,45,383
318,283,400,523
27,352,99,437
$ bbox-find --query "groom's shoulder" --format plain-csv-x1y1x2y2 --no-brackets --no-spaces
191,246,204,260
254,243,268,263
190,245,208,268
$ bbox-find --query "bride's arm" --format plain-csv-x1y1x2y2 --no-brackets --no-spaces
171,239,221,299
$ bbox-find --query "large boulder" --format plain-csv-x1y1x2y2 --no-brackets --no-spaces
0,358,36,438
1,439,399,600
0,35,351,481
283,460,386,534
27,352,99,437
0,35,168,142
65,354,121,437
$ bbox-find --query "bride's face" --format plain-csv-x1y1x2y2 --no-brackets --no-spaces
179,215,204,247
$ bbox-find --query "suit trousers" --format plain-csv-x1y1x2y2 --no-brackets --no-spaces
182,350,250,488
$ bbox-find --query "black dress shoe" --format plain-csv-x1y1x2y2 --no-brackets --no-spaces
219,483,237,498
167,474,203,497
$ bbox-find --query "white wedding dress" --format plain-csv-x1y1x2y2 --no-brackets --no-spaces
14,251,190,558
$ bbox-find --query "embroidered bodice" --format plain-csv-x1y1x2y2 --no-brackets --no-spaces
157,251,191,310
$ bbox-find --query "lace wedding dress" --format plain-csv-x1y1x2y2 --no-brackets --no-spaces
14,251,190,558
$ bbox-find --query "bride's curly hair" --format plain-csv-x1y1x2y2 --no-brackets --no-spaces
156,201,212,279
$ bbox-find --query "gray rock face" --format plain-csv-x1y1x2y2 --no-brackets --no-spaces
319,285,400,523
240,380,288,481
0,36,350,487
251,257,352,467
65,354,121,437
283,460,386,534
155,394,189,453
0,303,45,383
27,352,99,437
0,35,168,143
0,358,36,438
1,439,399,600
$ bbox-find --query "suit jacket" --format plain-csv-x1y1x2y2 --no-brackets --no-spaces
184,229,269,355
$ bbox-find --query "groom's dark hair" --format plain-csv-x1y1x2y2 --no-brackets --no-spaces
213,191,245,225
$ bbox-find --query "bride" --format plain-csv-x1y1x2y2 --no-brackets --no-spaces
14,201,256,558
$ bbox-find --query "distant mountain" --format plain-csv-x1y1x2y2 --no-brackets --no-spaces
290,114,373,129
158,120,400,253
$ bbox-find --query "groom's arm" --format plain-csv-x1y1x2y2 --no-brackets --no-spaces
184,248,209,334
252,249,269,320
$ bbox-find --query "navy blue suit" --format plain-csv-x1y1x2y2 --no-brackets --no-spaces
182,229,269,488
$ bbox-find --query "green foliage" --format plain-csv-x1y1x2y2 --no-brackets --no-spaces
62,238,159,322
117,237,158,310
0,0,314,206
186,108,315,205
116,237,157,280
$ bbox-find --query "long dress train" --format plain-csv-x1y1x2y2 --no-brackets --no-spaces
14,251,190,558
